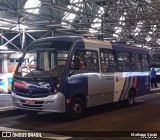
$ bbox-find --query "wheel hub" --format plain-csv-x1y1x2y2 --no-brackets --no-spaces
73,103,82,114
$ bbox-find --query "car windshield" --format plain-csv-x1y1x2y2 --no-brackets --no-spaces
15,40,72,79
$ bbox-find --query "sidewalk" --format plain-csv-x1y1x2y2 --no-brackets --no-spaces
150,83,160,93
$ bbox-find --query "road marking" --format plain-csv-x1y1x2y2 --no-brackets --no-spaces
0,126,72,140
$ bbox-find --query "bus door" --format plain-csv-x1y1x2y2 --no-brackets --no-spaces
87,48,117,106
87,72,115,106
86,48,117,106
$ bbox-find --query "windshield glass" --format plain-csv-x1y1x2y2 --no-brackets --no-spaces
15,40,72,79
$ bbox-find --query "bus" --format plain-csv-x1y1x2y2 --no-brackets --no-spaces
11,36,150,120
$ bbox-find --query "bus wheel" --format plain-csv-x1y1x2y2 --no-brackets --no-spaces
67,97,85,120
125,90,135,106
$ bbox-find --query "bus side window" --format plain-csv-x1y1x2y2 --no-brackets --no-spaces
131,53,142,71
71,50,98,72
71,50,86,70
85,51,98,72
117,51,130,72
141,54,149,71
100,48,116,72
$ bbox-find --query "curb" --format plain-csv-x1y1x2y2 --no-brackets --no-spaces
150,89,160,94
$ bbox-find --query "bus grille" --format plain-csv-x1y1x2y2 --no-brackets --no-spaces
14,87,49,98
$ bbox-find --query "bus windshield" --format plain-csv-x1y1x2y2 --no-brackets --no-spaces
15,40,72,79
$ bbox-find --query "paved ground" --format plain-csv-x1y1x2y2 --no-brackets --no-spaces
0,93,13,110
0,93,160,140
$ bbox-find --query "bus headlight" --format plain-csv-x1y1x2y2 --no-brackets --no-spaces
50,88,58,95
55,79,61,89
50,79,61,95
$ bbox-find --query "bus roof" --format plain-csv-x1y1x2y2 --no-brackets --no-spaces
33,37,148,54
82,38,111,47
34,36,82,43
112,43,149,54
34,36,111,45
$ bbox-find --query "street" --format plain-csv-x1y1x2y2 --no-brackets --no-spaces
0,93,160,140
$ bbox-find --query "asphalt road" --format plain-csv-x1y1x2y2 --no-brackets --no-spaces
0,93,160,140
0,93,13,109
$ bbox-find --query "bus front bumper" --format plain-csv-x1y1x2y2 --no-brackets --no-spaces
11,92,66,113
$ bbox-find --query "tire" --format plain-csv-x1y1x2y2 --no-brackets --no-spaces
125,90,135,106
67,97,85,120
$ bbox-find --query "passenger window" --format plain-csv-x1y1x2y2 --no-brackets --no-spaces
117,52,124,61
117,51,130,72
117,62,125,72
130,53,142,71
141,54,149,71
141,54,148,62
71,49,98,72
100,49,116,72
85,51,98,72
131,53,140,62
9,59,15,64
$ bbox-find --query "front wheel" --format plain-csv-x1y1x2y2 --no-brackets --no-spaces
67,97,85,120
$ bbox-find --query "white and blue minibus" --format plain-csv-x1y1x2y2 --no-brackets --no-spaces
11,36,150,119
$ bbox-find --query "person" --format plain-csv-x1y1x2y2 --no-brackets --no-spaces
150,67,158,88
79,55,86,70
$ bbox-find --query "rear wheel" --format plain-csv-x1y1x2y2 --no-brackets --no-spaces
125,90,135,106
67,97,85,120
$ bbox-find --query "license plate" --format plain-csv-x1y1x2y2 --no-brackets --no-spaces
25,100,35,105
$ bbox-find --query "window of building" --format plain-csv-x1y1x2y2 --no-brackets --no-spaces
9,59,15,64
